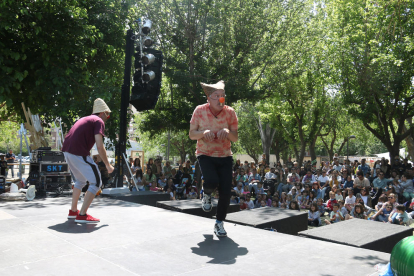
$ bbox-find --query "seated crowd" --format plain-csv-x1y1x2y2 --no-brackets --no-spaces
125,155,414,227
128,157,199,201
232,156,414,227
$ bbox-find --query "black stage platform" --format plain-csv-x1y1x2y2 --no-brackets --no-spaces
224,207,308,235
0,197,389,276
101,190,170,206
156,199,240,218
299,219,413,254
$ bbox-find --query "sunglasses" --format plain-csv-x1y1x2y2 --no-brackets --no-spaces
388,197,394,199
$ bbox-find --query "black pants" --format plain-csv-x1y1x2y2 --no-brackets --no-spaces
197,155,233,221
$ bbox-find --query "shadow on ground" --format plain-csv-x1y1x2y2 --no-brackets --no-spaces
191,234,248,264
48,221,109,234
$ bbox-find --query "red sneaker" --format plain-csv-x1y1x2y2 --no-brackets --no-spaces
75,214,100,223
68,209,79,219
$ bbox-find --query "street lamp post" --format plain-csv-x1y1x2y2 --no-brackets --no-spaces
347,135,356,163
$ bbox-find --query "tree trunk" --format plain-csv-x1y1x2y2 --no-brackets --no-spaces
388,144,401,163
189,152,196,164
180,152,186,165
399,119,414,161
281,151,289,166
256,117,276,165
297,143,306,167
405,135,414,161
309,138,317,163
274,142,281,162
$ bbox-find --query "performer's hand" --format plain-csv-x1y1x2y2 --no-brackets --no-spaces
106,164,114,174
203,130,215,141
217,128,229,140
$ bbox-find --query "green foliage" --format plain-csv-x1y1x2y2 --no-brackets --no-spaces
326,0,414,159
133,112,196,163
232,102,263,161
0,121,27,154
0,0,134,141
134,0,313,136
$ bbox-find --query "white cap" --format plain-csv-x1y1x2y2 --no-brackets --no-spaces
92,98,111,114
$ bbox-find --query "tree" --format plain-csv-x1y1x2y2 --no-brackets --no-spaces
134,0,312,136
0,0,134,141
133,113,196,164
233,103,263,163
266,69,329,166
327,0,414,161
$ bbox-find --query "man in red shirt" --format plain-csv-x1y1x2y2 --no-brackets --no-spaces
189,80,238,237
62,98,114,223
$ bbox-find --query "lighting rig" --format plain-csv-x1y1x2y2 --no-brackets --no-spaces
113,19,163,187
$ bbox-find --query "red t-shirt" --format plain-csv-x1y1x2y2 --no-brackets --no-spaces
62,115,105,156
190,103,238,157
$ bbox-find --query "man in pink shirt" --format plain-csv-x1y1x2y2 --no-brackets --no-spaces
189,80,238,237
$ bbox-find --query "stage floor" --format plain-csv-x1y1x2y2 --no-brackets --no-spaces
0,197,389,276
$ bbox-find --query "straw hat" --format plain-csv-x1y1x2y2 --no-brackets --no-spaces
92,98,111,114
200,80,225,97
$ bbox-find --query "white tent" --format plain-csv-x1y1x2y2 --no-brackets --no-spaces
375,148,408,160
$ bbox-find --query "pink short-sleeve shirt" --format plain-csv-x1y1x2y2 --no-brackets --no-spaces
190,103,238,157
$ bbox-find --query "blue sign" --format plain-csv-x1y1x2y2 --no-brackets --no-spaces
41,163,68,172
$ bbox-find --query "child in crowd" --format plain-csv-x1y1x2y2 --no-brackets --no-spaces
324,203,344,225
158,173,167,188
188,187,197,199
312,181,322,199
239,197,248,210
265,194,272,206
345,189,356,212
375,194,388,211
308,190,317,205
317,198,325,216
254,194,263,208
256,182,265,195
243,185,250,194
279,192,287,206
296,191,303,206
286,194,293,207
300,190,310,209
308,202,321,226
245,193,254,210
280,202,287,209
271,200,278,207
167,187,175,200
343,175,354,189
150,182,159,192
289,200,300,211
334,185,343,201
230,194,238,204
260,200,267,208
325,191,338,213
338,200,348,218
351,203,367,219
371,203,393,222
389,205,410,225
133,169,145,191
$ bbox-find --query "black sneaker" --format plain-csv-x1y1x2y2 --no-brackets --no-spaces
214,221,227,237
201,194,212,212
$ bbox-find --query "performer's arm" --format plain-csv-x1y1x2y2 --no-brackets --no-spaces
189,124,214,141
95,134,114,173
